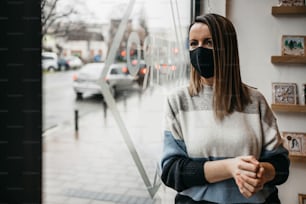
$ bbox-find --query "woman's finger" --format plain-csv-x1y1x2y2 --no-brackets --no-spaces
240,174,264,192
237,158,259,175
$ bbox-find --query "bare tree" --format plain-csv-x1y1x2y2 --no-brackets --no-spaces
41,0,76,35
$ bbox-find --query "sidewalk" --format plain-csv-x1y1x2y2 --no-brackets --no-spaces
42,86,177,204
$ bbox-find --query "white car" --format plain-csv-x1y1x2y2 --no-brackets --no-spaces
42,52,59,71
73,62,137,99
65,56,83,69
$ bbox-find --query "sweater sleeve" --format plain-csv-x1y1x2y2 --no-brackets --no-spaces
258,93,290,185
160,96,209,192
260,151,289,185
160,131,209,192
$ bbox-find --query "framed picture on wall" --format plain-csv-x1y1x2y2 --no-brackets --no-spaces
299,194,306,204
282,132,306,157
282,35,306,56
272,82,298,104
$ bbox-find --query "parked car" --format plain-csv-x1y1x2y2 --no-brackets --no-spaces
106,63,137,94
72,62,137,99
42,52,59,71
65,56,83,69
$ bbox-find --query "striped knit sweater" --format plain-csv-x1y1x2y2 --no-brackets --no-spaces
160,85,289,204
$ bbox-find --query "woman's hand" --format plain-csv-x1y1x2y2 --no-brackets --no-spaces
235,167,264,198
204,155,259,183
235,161,275,198
203,156,276,198
228,156,260,179
226,156,260,198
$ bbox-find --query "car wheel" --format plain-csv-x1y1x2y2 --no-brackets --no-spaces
76,92,83,100
48,66,56,72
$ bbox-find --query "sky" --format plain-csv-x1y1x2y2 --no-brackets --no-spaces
56,0,191,29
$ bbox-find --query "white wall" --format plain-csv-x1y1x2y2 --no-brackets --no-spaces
62,40,108,61
203,0,226,16
64,40,87,57
227,0,306,203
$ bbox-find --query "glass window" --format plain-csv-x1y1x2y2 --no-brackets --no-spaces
43,0,192,203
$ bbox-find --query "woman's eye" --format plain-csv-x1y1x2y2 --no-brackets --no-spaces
205,39,213,47
190,41,198,47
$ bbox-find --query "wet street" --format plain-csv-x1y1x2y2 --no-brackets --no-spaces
42,70,142,132
42,70,179,203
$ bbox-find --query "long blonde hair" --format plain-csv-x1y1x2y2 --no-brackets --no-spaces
188,13,251,121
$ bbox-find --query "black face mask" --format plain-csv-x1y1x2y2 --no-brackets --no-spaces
189,47,214,78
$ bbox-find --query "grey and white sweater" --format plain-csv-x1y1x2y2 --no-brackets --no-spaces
160,85,289,204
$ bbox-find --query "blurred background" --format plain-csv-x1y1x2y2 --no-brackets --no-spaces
41,0,191,130
41,0,192,203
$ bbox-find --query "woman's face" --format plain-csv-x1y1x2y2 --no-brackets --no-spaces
189,23,213,50
189,22,215,85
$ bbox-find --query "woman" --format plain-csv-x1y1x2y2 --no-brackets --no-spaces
160,13,290,204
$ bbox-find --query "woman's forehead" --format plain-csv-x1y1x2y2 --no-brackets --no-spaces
189,23,211,39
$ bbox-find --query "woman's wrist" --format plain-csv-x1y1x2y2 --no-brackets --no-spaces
203,159,234,183
225,158,236,178
258,162,276,183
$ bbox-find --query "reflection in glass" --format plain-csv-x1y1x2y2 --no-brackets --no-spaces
42,0,191,203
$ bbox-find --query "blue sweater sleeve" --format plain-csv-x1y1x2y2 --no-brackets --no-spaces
160,131,209,192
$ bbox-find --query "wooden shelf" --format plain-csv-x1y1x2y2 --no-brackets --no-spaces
289,155,306,161
271,56,306,64
271,104,306,113
272,6,306,15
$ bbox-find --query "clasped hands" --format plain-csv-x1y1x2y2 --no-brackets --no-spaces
231,156,268,198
